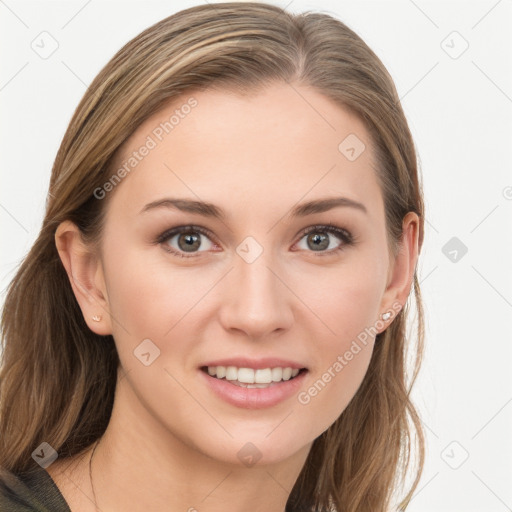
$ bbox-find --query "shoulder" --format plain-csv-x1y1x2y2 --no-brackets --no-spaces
0,464,71,512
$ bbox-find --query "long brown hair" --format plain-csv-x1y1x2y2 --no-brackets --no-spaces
0,3,425,510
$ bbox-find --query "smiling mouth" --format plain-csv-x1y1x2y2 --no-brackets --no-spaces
200,366,308,388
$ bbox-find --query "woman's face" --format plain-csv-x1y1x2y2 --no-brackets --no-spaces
93,82,400,466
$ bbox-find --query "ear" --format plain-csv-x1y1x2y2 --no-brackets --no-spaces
377,212,421,332
55,220,112,335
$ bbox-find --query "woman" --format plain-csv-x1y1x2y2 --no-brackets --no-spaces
0,2,425,511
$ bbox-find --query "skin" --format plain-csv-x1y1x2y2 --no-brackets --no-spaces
50,82,419,512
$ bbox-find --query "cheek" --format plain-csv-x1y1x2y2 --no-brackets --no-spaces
102,243,209,340
292,249,386,342
292,254,384,429
297,298,377,435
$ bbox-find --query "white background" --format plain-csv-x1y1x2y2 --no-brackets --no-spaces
1,1,511,510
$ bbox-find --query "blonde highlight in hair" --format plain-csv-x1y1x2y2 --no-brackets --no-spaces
1,3,425,510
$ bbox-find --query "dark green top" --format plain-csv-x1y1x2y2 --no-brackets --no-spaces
0,464,71,511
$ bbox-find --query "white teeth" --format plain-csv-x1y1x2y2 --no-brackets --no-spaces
238,368,254,383
271,367,282,381
225,366,238,381
205,365,302,384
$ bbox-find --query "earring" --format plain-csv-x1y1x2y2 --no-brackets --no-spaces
92,315,102,322
381,312,392,321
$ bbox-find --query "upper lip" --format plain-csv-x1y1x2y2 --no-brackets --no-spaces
200,357,307,370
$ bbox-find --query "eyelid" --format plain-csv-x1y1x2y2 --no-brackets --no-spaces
297,224,353,243
155,225,217,244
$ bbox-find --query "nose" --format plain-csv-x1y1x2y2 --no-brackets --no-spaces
218,249,294,340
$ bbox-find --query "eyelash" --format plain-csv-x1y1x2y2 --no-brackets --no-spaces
155,223,355,259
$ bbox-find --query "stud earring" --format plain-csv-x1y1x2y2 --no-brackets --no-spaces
381,312,392,321
92,315,102,322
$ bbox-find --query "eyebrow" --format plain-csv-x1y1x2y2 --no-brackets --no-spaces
140,196,367,218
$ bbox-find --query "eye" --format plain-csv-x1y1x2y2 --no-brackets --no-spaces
155,223,354,259
295,224,353,255
156,225,217,257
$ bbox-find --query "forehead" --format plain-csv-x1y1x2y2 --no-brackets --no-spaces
107,83,383,221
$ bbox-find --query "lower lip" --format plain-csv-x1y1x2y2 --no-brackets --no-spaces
199,369,308,409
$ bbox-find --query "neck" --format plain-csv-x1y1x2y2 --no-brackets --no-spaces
91,374,311,512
